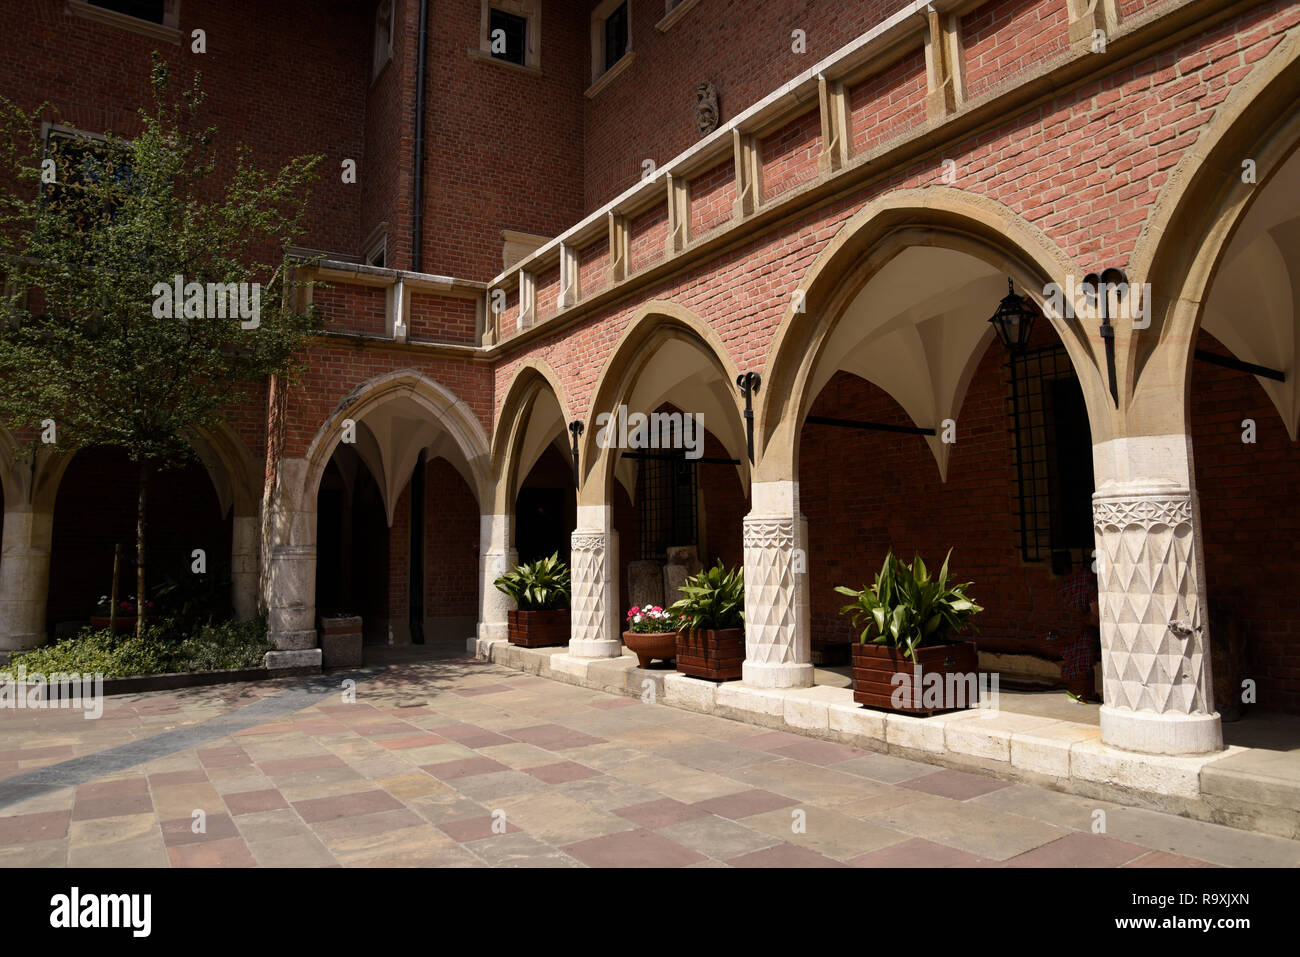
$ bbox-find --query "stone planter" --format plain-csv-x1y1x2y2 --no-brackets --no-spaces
507,609,570,648
675,627,744,681
851,640,979,714
624,630,676,669
90,616,138,635
318,615,363,668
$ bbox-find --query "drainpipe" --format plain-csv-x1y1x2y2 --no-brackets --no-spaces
412,0,429,272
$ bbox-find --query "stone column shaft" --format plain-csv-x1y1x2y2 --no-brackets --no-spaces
231,514,259,622
479,512,516,641
1091,435,1221,754
569,504,620,658
742,480,813,688
0,507,53,652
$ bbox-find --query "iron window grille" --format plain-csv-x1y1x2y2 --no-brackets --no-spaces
1007,344,1095,571
635,451,698,561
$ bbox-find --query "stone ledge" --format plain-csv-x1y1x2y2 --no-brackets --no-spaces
470,638,1296,838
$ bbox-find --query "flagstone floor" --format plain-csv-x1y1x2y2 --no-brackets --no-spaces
1,645,1298,868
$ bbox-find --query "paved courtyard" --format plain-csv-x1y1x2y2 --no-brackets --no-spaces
2,646,1298,868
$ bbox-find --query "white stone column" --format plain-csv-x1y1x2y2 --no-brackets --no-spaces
1091,434,1221,755
742,480,813,688
478,512,516,641
261,456,320,667
231,513,259,622
569,503,620,657
0,506,53,652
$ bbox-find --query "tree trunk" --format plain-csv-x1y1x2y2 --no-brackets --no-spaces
136,461,148,638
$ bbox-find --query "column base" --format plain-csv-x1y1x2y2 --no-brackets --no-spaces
743,660,815,689
1100,705,1223,755
264,648,322,672
478,621,508,641
0,632,46,653
568,637,622,659
268,629,318,651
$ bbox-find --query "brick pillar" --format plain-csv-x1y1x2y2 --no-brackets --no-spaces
0,505,53,652
742,479,813,688
1091,434,1221,755
569,503,620,658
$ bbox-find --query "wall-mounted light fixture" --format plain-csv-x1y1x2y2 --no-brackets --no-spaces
568,420,584,490
987,278,1037,354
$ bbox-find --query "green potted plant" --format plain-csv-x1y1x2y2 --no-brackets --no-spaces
834,550,983,713
623,604,680,669
669,562,745,681
494,553,572,647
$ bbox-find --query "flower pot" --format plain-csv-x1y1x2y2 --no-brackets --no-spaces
675,627,744,681
851,640,980,714
624,630,676,669
507,609,570,648
90,616,138,635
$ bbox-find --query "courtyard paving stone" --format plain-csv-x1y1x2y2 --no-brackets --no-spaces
0,644,1294,867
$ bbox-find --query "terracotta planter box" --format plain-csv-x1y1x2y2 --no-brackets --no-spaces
676,628,744,681
90,616,139,635
624,630,676,669
508,609,570,648
851,640,980,714
318,616,363,668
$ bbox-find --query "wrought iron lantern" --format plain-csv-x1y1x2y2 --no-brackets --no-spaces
987,278,1037,354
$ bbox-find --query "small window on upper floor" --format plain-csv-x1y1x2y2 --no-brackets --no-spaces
592,0,631,78
89,0,166,23
373,0,394,80
478,1,540,70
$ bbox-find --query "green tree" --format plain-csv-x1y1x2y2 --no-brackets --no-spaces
0,57,322,636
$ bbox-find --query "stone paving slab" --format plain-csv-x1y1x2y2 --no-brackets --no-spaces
0,645,1296,867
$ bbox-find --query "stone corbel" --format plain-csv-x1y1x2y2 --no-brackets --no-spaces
607,212,630,284
922,6,965,120
666,173,689,255
558,243,580,309
817,74,850,173
517,270,537,330
387,278,409,343
732,128,762,219
1066,0,1121,52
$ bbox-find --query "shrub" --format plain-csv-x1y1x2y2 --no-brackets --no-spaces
493,553,571,611
669,562,744,632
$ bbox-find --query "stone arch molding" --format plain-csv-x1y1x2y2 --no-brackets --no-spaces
578,300,748,508
757,187,1091,483
1129,27,1300,437
302,369,492,521
490,358,574,516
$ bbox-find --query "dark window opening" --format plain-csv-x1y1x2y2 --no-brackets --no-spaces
489,9,528,66
604,3,629,72
42,130,135,233
515,487,567,566
636,451,697,560
89,0,166,23
1008,345,1094,570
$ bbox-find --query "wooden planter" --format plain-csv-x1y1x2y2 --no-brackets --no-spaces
90,616,138,635
507,609,570,648
851,640,980,714
676,628,744,681
624,630,676,669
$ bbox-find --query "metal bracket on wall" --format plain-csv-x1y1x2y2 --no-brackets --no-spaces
568,420,584,490
736,371,761,463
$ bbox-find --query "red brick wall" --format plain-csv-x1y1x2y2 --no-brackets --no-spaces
629,203,670,273
798,341,1087,657
962,0,1072,102
315,284,388,337
1192,332,1300,714
847,49,927,156
425,457,479,618
581,0,916,210
409,293,477,345
759,108,822,202
1,0,370,259
687,159,736,239
420,0,587,280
